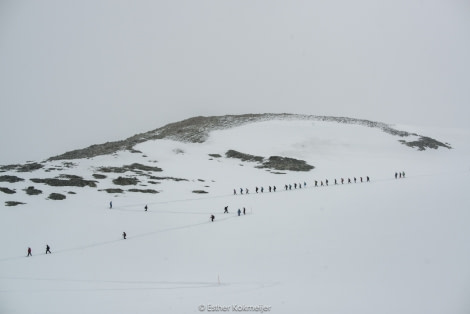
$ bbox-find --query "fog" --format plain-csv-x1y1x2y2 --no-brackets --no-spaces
1,0,469,164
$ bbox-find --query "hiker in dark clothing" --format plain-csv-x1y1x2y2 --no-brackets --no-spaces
237,209,241,216
243,207,246,215
285,184,288,190
261,187,264,193
348,178,351,183
395,172,398,179
109,201,112,209
256,187,259,193
335,179,337,185
354,177,357,183
240,188,243,194
210,215,215,222
315,181,318,187
46,244,51,254
145,205,148,211
27,247,32,257
269,186,272,192
224,206,228,213
402,171,405,178
367,176,370,182
273,186,276,192
325,179,328,186
245,188,249,194
341,178,344,184
294,183,297,189
122,232,127,240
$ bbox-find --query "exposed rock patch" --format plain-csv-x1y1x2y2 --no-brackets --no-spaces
399,137,452,151
30,176,97,187
5,201,25,206
0,175,24,183
0,187,16,194
24,186,42,195
48,193,66,200
192,190,208,194
128,189,159,194
113,176,139,186
226,150,264,162
258,156,314,172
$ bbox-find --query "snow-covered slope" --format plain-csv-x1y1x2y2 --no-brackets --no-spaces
0,118,469,314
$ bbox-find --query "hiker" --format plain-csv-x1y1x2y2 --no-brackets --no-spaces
234,189,237,195
122,232,126,240
255,187,259,193
325,179,328,186
109,201,112,209
367,176,370,182
238,209,241,216
294,183,297,189
261,186,264,193
299,182,302,189
27,247,32,257
315,180,318,187
245,188,249,194
269,186,272,192
335,179,337,185
395,172,398,179
224,206,228,213
46,244,51,254
243,207,246,215
402,171,405,178
240,188,243,194
341,178,344,184
273,186,276,192
145,205,148,211
210,215,215,222
348,178,351,183
354,177,357,183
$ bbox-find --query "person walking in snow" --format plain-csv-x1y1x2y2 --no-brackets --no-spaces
109,201,112,209
341,178,344,184
367,176,370,182
315,180,318,187
27,247,32,257
234,189,237,195
325,179,328,186
402,171,405,178
261,186,264,193
269,186,272,192
238,209,241,216
210,214,215,222
245,188,249,194
240,188,243,194
334,179,337,185
273,186,276,192
243,207,246,215
145,205,148,212
255,187,259,193
224,206,229,213
45,244,51,254
122,232,127,240
395,172,398,179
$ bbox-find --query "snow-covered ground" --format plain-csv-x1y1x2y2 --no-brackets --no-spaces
1,120,469,314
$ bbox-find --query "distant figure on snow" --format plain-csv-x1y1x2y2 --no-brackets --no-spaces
234,189,237,195
255,187,259,193
243,207,246,215
238,209,241,216
395,172,398,179
224,206,229,213
402,171,405,178
210,214,215,222
367,176,370,182
145,205,148,212
27,247,32,257
109,201,112,209
122,232,127,240
46,244,51,254
273,186,276,192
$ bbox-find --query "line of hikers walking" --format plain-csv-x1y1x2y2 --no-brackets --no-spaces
26,244,51,257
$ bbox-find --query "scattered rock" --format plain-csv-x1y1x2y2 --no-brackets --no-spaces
5,201,25,206
31,177,97,187
0,187,16,194
101,188,124,193
93,174,107,179
48,193,66,200
112,176,139,186
399,137,452,151
259,156,314,172
0,175,24,183
128,189,159,194
24,186,42,195
209,154,222,158
192,190,208,194
226,150,264,162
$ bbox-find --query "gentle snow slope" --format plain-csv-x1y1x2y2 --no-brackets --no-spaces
0,120,469,314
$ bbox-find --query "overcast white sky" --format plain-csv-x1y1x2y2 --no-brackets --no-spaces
1,0,469,164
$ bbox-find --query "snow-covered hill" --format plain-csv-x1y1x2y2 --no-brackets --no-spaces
0,116,469,314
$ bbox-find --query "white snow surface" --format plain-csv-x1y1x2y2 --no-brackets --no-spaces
1,120,469,314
